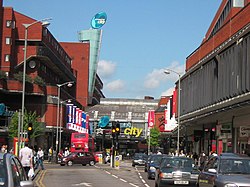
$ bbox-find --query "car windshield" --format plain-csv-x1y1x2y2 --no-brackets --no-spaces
161,157,193,169
219,158,250,174
150,155,163,164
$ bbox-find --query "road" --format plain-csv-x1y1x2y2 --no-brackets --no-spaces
34,161,155,187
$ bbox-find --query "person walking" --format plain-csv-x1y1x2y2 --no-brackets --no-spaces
48,147,53,163
19,142,33,178
37,147,45,170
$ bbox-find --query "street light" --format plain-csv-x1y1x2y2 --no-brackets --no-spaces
20,18,51,151
164,69,181,156
56,81,74,154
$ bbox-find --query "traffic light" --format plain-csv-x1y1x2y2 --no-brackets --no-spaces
27,123,33,139
28,123,33,131
111,122,116,137
115,122,120,135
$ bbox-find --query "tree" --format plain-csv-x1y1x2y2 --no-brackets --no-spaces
9,109,44,140
147,126,160,153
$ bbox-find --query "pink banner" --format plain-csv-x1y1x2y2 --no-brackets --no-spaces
148,110,155,128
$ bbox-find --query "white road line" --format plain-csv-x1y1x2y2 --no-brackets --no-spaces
119,178,127,183
112,174,118,178
129,183,139,187
141,179,146,183
105,171,111,174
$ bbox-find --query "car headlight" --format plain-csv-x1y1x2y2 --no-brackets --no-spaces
190,174,199,179
224,184,238,187
149,166,156,171
63,158,67,161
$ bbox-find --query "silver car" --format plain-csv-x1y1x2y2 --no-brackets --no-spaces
198,153,250,187
0,152,34,187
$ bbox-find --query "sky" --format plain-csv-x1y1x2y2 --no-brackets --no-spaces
3,0,222,99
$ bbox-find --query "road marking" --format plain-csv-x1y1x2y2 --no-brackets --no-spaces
119,178,127,183
105,171,111,174
129,183,139,187
72,182,92,186
112,174,118,178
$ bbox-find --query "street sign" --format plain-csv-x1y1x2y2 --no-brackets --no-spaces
98,116,109,128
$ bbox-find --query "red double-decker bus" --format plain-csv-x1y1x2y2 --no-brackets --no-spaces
70,133,89,152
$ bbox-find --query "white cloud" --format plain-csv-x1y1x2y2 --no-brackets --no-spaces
143,61,185,89
97,60,116,78
105,79,125,92
144,68,166,89
161,87,175,97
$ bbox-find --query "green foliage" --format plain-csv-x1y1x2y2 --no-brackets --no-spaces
147,126,160,148
9,109,44,139
0,70,7,79
33,76,46,86
13,72,32,83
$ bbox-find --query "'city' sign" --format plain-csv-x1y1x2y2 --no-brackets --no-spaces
124,127,142,137
91,12,107,29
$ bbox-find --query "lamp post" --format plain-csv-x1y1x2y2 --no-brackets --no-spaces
20,18,51,148
164,69,181,156
56,81,74,154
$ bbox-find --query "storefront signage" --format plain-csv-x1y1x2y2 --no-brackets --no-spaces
91,12,107,29
124,127,142,137
240,126,250,137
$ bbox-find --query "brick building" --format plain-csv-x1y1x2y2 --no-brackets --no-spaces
179,0,250,155
0,2,104,151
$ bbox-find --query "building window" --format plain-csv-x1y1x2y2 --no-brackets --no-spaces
5,37,11,45
5,54,10,62
6,20,12,28
6,20,15,29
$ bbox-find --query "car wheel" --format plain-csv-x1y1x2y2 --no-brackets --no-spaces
67,160,73,166
60,164,65,166
89,161,95,166
82,164,87,166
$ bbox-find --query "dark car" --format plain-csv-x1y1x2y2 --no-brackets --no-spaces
60,151,96,166
146,154,164,179
0,152,34,187
198,153,250,187
155,156,199,187
132,153,148,167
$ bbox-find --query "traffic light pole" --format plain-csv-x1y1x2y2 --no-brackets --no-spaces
111,135,115,168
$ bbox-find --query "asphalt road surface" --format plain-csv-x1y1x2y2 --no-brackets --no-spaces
34,162,155,187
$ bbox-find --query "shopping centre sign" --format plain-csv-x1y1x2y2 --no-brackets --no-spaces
124,127,143,137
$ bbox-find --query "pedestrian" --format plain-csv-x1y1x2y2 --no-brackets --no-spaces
193,152,199,165
19,142,33,178
64,147,70,157
179,150,185,157
37,147,45,170
199,151,207,170
48,147,53,162
1,145,7,153
157,150,162,155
